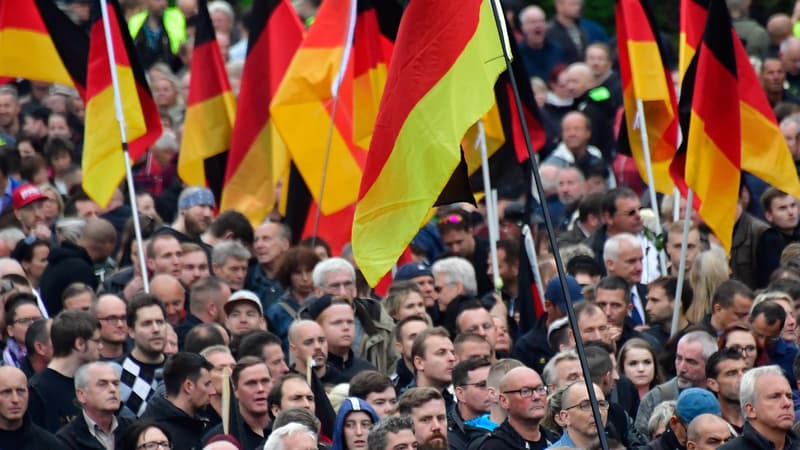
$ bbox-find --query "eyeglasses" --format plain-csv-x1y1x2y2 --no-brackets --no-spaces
729,344,757,354
434,283,454,294
563,399,610,411
97,315,127,325
502,385,548,398
137,442,172,450
12,317,40,326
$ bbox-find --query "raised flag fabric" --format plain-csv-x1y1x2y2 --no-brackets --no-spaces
0,0,88,93
352,0,507,285
84,0,162,207
671,0,800,251
221,0,303,224
178,0,236,200
679,0,709,79
616,0,678,195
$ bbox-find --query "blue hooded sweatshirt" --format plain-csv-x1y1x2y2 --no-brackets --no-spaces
331,397,380,450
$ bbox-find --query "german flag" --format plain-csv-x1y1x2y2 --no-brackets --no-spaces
0,0,87,94
220,0,303,225
679,0,709,80
83,0,162,207
671,0,800,251
616,0,678,195
352,0,507,285
178,0,236,200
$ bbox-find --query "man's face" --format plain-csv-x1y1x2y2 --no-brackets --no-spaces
253,223,290,267
595,288,630,328
781,120,800,160
155,283,185,326
411,399,448,450
520,7,546,47
262,343,290,378
318,304,354,354
709,358,746,403
63,292,93,312
15,201,47,233
441,229,475,258
396,320,428,362
395,292,426,322
0,93,19,128
77,364,120,413
578,310,611,346
365,387,397,418
608,196,643,234
561,113,591,152
645,285,674,325
180,250,209,287
455,366,491,416
455,340,491,362
559,384,608,441
433,273,461,309
586,46,611,78
384,429,417,450
290,321,328,369
0,369,28,426
205,351,236,401
224,302,264,336
148,237,182,277
183,204,214,237
606,241,643,284
762,59,786,93
344,410,372,450
499,369,547,421
320,270,357,298
411,275,437,308
557,169,585,206
765,195,799,231
7,303,41,344
189,368,213,410
96,296,128,345
414,336,456,385
745,373,794,432
215,257,248,291
675,340,707,389
554,359,583,389
235,364,272,416
713,294,753,330
456,308,497,349
666,229,701,275
687,418,733,450
130,305,166,357
488,249,517,286
280,378,315,412
751,313,783,351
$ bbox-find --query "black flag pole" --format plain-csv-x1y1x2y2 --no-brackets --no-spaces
486,1,609,448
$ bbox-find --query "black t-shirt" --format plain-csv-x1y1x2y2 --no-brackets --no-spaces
28,368,78,433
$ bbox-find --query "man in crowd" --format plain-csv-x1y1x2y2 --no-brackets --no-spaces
398,387,449,450
647,388,721,450
149,274,185,326
146,233,183,279
289,319,343,384
643,277,692,348
0,366,63,448
701,280,755,336
368,415,418,450
448,358,493,448
550,381,609,449
393,316,429,393
706,348,747,433
93,293,129,361
411,327,456,410
223,290,266,337
176,276,230,347
349,370,398,419
602,234,646,325
212,240,250,292
686,414,733,450
437,209,492,296
246,221,290,310
179,242,210,288
169,187,215,243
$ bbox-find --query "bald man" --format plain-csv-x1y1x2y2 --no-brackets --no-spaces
686,414,732,450
94,294,129,360
150,274,186,325
0,366,63,448
551,381,608,449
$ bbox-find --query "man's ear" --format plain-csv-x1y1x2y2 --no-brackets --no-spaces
707,378,719,394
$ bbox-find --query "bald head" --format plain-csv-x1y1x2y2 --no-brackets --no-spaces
686,413,731,448
768,14,792,44
288,319,323,344
565,63,593,97
0,258,24,277
150,274,186,325
0,365,28,428
499,366,541,392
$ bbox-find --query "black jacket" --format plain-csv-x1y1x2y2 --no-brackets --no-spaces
447,405,491,450
56,414,132,450
645,425,685,450
476,419,558,450
39,240,98,315
511,314,554,375
719,422,799,450
0,414,65,450
141,396,209,450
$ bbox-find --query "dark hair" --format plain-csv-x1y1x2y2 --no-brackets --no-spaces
10,238,50,265
567,254,602,279
397,387,443,416
454,300,489,334
749,300,786,329
237,330,282,360
19,154,45,183
705,347,745,380
618,338,662,389
273,407,321,433
584,343,613,386
453,332,489,350
496,240,520,266
349,370,394,399
4,292,38,325
603,187,638,216
267,372,308,418
437,208,471,234
648,276,694,315
184,323,226,354
394,315,428,342
452,357,491,387
117,420,173,450
596,275,630,295
768,278,800,301
209,210,254,248
299,236,330,256
51,310,98,357
163,352,214,397
126,293,166,328
232,355,269,388
761,187,791,214
25,318,49,354
578,192,605,223
43,135,74,163
712,279,754,309
276,246,321,288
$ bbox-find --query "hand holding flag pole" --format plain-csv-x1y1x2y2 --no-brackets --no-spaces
98,0,149,293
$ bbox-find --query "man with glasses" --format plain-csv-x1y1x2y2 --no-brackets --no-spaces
455,302,498,359
478,366,557,450
3,294,42,368
448,358,493,449
549,381,609,449
93,294,129,361
644,388,721,450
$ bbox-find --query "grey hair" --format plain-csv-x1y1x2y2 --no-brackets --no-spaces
212,240,251,266
647,400,676,438
154,130,179,152
539,164,561,192
273,407,321,433
542,349,579,387
431,257,477,296
0,228,25,250
75,361,113,390
559,244,595,267
312,257,355,288
56,217,87,243
740,364,787,420
751,291,793,311
678,330,718,361
368,415,415,450
263,423,317,450
603,233,641,263
199,344,231,358
208,0,235,22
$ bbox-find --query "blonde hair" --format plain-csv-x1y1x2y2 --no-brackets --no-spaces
687,247,730,323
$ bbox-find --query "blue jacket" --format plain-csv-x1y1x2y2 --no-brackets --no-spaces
331,398,379,450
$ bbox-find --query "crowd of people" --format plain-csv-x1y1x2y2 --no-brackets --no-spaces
4,0,800,449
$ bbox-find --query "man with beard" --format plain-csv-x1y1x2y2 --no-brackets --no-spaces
706,348,747,434
398,387,449,450
114,293,167,417
169,187,215,244
719,366,796,450
643,277,692,348
93,294,130,361
556,167,587,230
478,367,557,450
0,87,20,139
289,319,344,385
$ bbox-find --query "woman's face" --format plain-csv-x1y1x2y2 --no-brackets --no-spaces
291,266,314,297
725,330,757,368
24,245,49,282
153,79,177,107
775,298,798,344
343,411,372,450
136,427,170,450
395,291,426,322
623,347,655,388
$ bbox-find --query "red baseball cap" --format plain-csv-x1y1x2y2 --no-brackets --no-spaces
12,184,48,210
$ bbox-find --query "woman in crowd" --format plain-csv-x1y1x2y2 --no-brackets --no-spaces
686,248,730,323
266,246,321,351
331,397,379,450
618,338,660,400
382,280,427,323
11,238,50,290
119,421,173,450
718,325,758,368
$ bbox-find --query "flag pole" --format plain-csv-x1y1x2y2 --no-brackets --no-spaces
634,99,668,277
98,0,149,293
477,121,502,293
671,188,693,336
522,225,546,310
673,187,680,221
487,1,607,447
311,0,357,245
